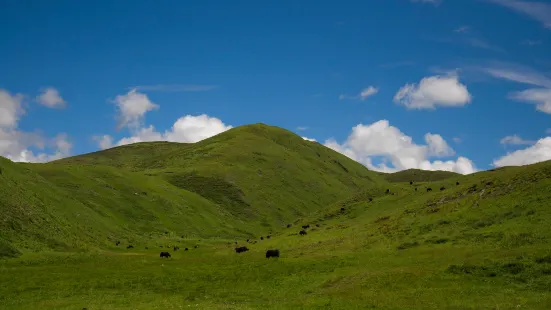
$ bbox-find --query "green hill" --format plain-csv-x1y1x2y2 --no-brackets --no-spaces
381,168,460,183
2,124,551,309
1,124,383,255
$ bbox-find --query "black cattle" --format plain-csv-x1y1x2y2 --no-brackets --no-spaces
246,239,250,242
160,251,171,258
287,224,292,228
456,181,460,185
185,248,188,251
302,225,310,229
115,241,120,246
261,236,264,240
415,187,418,191
194,245,198,248
145,246,148,250
266,235,271,239
340,207,345,211
266,249,280,258
235,246,249,253
234,241,238,245
127,245,133,249
315,224,320,227
440,186,445,191
427,188,432,192
368,197,373,202
386,189,390,194
299,230,307,235
410,181,413,185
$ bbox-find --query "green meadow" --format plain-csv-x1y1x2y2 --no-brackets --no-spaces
1,124,551,309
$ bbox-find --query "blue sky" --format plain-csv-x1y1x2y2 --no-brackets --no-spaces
1,0,550,173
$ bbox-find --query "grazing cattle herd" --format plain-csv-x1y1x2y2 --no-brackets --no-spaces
115,179,461,261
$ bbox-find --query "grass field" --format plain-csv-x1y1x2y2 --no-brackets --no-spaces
1,124,551,309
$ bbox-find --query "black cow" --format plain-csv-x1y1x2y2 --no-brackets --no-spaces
160,252,171,258
440,186,445,191
266,235,271,239
261,236,264,240
145,246,148,250
410,181,413,185
235,241,238,245
287,224,292,228
340,207,345,211
315,224,320,227
302,225,310,229
369,197,373,201
415,188,418,191
386,189,390,194
427,188,432,192
194,245,198,248
299,230,307,236
115,241,120,246
235,246,249,253
266,249,280,258
456,181,460,185
247,239,250,242
185,248,188,251
127,245,133,249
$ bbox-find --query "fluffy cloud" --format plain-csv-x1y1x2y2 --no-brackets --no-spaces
500,134,535,145
509,88,551,114
0,88,71,162
0,89,25,129
324,120,477,174
302,136,316,142
95,90,232,149
113,89,159,130
339,86,379,101
36,87,66,108
393,74,472,109
493,137,551,167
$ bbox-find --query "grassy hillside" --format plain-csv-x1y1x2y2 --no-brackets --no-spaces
2,159,551,309
1,124,383,255
57,124,384,225
381,168,460,183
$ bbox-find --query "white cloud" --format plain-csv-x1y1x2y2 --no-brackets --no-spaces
452,137,462,143
163,115,233,143
0,89,25,129
133,84,217,92
483,66,551,88
488,0,551,29
0,88,71,162
493,137,551,167
500,134,536,145
509,88,551,114
36,87,66,108
302,136,316,142
425,133,455,156
454,26,471,33
324,120,477,174
297,126,308,131
93,135,114,150
339,86,379,101
393,74,472,109
113,89,159,130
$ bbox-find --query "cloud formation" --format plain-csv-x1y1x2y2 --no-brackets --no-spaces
113,89,159,130
500,134,535,145
302,136,316,142
488,0,551,29
323,120,477,174
393,74,472,109
36,87,66,108
509,88,551,114
0,89,72,162
96,90,232,149
339,86,379,101
493,137,551,167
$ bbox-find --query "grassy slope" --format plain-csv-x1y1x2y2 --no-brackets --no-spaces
56,123,384,226
1,124,383,255
2,160,551,309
